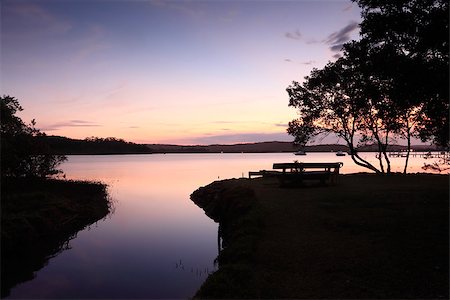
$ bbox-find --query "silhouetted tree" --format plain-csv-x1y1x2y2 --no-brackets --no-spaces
287,52,397,174
288,0,448,174
354,0,449,147
354,0,449,172
1,96,66,178
342,40,431,173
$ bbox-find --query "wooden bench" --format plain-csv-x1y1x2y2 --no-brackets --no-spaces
249,170,282,178
272,162,343,186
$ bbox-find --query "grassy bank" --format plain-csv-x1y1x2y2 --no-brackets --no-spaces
191,174,449,299
1,178,112,297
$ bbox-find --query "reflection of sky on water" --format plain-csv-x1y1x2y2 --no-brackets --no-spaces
9,155,219,299
7,153,442,298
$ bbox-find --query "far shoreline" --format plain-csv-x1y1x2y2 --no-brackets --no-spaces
42,135,445,155
60,148,445,155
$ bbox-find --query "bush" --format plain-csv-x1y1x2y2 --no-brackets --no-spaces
1,95,66,178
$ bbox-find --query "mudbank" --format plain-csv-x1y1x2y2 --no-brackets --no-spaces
1,178,112,298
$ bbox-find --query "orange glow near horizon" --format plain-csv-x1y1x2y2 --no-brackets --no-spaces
22,89,299,144
3,1,362,145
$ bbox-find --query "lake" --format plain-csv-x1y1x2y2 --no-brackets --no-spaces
7,152,443,298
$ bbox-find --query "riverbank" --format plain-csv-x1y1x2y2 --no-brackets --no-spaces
1,178,112,297
191,174,449,298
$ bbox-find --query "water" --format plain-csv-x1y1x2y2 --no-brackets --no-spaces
7,152,443,298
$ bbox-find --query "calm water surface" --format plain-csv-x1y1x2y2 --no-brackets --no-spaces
7,152,441,298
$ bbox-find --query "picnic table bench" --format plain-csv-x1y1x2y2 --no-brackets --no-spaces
248,170,282,178
273,162,343,186
249,162,343,186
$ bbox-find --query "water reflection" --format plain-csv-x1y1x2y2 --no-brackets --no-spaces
218,225,223,255
7,155,219,299
5,153,442,298
2,227,83,297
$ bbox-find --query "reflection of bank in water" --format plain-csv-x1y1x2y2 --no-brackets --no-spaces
218,224,224,255
2,222,109,298
2,231,77,297
1,178,112,298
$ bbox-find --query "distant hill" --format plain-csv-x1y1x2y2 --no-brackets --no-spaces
147,142,442,153
41,136,442,154
42,136,152,155
147,141,298,153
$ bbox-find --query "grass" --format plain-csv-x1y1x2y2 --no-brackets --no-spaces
1,177,112,298
191,173,449,299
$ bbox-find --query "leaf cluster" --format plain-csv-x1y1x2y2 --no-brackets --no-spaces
1,96,67,178
354,0,449,147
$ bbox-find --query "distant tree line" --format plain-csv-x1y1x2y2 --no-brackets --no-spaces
42,136,152,155
1,96,154,178
287,0,448,174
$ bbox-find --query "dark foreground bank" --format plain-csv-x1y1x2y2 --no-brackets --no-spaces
191,174,449,299
1,178,112,298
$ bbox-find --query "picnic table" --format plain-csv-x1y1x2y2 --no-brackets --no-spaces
249,162,343,186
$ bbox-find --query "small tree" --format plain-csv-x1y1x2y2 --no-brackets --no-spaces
287,51,397,174
354,0,449,148
1,95,67,178
288,0,448,174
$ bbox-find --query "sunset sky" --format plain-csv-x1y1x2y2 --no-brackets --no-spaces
1,0,361,145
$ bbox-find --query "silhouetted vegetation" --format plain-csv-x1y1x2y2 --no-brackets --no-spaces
42,135,153,155
1,96,113,296
356,0,449,148
287,0,448,174
1,96,67,178
1,178,111,297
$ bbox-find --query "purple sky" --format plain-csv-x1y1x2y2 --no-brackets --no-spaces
1,0,362,144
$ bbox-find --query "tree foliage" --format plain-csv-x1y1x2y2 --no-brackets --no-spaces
1,96,67,178
354,0,449,147
38,135,152,154
287,0,448,174
287,49,396,174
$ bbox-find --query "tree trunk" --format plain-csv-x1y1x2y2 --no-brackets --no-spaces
353,155,381,173
377,144,385,174
349,147,381,174
382,143,391,174
346,135,381,174
403,129,411,174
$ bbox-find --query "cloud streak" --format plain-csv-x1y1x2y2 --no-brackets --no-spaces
40,120,101,131
324,21,359,52
284,59,316,66
284,21,359,55
302,60,316,65
284,29,302,40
